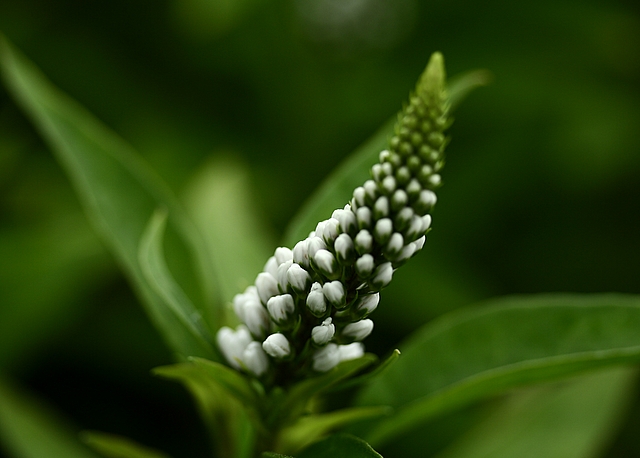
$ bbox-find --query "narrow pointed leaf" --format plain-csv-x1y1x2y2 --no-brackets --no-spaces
80,431,172,458
139,210,215,357
0,36,218,359
357,294,640,446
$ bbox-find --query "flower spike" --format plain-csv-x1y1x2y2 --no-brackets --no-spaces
217,52,450,381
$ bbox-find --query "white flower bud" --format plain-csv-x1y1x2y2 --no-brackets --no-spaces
267,294,296,325
311,318,335,345
232,291,248,322
354,229,373,254
421,214,432,232
277,259,293,292
323,281,346,308
322,218,340,244
406,178,422,198
385,232,404,258
243,300,270,339
355,254,375,278
370,262,393,290
313,249,338,278
412,235,426,252
356,207,372,229
287,263,311,294
415,189,437,213
274,247,293,266
429,174,442,187
255,272,279,305
391,189,408,211
242,341,269,376
333,208,357,234
395,243,417,263
342,319,374,341
313,343,341,372
216,325,252,370
334,233,355,263
382,175,396,194
307,236,327,258
315,220,327,238
338,342,365,362
262,333,291,359
371,163,384,181
293,239,311,269
373,196,389,219
356,292,380,316
395,206,414,231
379,149,391,162
374,218,393,244
264,256,278,278
306,282,327,316
405,214,424,242
363,180,377,203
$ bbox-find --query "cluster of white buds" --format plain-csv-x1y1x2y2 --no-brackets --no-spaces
217,53,449,381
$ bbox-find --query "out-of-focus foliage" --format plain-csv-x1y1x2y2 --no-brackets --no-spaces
0,0,639,457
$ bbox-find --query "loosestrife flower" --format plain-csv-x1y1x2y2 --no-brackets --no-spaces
217,53,450,384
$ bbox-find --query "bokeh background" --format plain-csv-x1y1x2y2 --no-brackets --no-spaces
1,0,639,456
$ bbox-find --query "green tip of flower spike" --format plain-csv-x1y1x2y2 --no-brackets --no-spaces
419,51,447,100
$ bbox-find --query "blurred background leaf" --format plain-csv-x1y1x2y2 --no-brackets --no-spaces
0,0,639,456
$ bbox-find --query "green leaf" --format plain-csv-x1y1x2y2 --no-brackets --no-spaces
0,378,100,458
357,293,640,447
138,210,215,357
298,434,382,458
280,355,377,424
435,367,637,458
188,357,263,409
80,431,171,458
278,406,391,454
447,69,492,111
152,361,255,458
262,453,294,458
0,35,217,359
182,155,274,309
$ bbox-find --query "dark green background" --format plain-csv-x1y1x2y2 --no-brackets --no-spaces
1,0,639,456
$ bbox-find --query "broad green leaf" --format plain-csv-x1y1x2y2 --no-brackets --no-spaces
0,378,100,458
0,36,217,359
262,453,293,458
298,434,382,458
357,294,640,446
139,210,215,357
435,367,637,458
277,406,391,454
182,155,274,311
80,431,171,458
152,361,255,458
